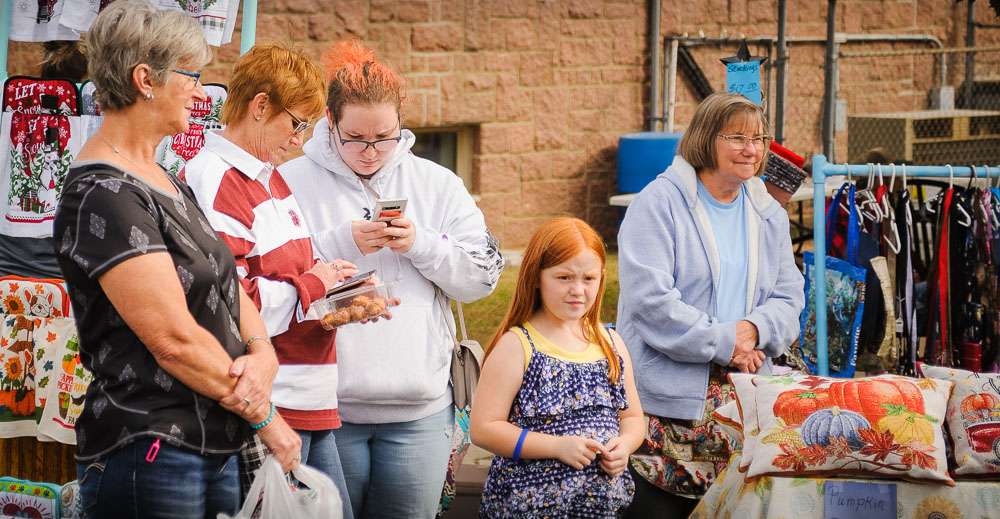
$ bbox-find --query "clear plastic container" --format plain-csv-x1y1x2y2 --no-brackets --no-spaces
315,281,398,330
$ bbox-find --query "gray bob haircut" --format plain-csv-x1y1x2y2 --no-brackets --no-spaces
86,0,212,111
677,92,770,175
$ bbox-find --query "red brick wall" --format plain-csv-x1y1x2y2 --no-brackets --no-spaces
7,0,1000,247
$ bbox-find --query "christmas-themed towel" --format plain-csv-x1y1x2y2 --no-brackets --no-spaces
156,83,226,176
7,0,80,42
155,0,240,46
37,319,88,445
58,0,117,33
1,77,84,238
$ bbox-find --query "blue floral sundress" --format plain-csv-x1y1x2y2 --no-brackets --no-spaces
479,324,634,518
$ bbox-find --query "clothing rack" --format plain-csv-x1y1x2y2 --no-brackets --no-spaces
809,153,1000,375
0,0,259,81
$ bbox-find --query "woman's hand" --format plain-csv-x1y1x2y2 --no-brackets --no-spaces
255,413,302,472
219,351,278,419
307,259,359,288
383,218,415,254
598,436,631,478
552,435,604,470
352,220,393,255
729,320,764,373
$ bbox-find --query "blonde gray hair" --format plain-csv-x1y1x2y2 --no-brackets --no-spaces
678,92,770,175
86,0,212,111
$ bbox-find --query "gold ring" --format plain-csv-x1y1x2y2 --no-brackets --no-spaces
293,454,302,461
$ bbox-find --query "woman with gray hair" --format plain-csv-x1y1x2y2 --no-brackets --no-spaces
52,2,301,516
617,92,804,517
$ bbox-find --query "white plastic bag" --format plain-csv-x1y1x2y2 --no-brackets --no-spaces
220,455,343,519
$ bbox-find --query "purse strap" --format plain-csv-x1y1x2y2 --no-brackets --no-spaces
434,287,469,348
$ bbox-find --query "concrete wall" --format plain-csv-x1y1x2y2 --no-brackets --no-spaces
7,0,1000,246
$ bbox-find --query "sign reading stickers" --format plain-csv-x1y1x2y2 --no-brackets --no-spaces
824,481,896,519
720,40,767,106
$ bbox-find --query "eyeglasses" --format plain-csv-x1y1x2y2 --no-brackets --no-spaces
283,107,310,135
334,117,402,153
718,133,769,152
172,69,201,86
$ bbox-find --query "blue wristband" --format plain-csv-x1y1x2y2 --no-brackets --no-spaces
512,428,529,462
250,403,276,430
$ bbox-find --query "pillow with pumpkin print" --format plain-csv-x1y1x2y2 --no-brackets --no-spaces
746,374,954,485
919,364,1000,478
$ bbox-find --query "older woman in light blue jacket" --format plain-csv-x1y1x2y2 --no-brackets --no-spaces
617,92,804,518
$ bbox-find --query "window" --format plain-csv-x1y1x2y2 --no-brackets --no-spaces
410,126,474,192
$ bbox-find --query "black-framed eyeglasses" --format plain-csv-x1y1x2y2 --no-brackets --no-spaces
717,133,769,152
334,117,402,153
171,69,201,86
283,107,310,135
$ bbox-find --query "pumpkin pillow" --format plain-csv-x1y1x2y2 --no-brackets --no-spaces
919,364,1000,478
746,373,954,485
727,373,763,472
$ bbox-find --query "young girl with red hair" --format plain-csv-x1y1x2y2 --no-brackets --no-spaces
470,217,644,517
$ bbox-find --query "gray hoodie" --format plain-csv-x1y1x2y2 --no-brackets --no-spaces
617,155,805,420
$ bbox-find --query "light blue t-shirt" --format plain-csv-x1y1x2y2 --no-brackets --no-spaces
696,180,749,323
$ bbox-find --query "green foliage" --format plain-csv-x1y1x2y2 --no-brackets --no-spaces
458,252,620,347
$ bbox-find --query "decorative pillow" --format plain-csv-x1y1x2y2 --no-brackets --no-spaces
747,374,954,485
0,275,69,318
920,364,1000,478
0,476,62,519
711,400,743,453
727,373,762,472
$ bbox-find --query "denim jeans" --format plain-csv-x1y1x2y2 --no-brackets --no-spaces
77,438,239,519
296,428,354,519
333,405,454,519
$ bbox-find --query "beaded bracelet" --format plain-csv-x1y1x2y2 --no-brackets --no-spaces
512,428,529,462
250,403,276,430
244,335,273,353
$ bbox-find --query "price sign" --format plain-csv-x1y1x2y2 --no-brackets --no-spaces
726,61,762,105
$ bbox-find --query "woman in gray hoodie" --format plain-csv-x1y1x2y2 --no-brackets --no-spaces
617,92,805,517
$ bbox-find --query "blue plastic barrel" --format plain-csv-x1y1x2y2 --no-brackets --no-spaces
616,132,683,193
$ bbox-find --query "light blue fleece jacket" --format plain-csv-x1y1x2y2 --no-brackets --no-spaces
616,155,805,420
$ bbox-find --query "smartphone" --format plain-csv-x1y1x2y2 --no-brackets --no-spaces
326,269,376,296
372,197,407,224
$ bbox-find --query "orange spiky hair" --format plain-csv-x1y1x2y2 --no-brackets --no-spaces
322,40,405,123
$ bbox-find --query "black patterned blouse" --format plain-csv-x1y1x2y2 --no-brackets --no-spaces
53,161,249,462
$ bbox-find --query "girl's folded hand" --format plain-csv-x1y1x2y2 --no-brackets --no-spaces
553,436,604,470
598,436,629,477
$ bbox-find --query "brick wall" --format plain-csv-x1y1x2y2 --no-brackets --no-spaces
6,0,1000,247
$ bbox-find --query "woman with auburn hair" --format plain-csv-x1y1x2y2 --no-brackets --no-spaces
617,92,804,517
281,40,503,518
53,2,300,516
181,42,358,517
470,217,643,517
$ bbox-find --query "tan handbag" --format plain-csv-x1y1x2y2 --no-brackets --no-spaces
436,289,483,410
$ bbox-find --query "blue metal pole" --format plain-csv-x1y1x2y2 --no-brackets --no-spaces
812,154,830,376
1,0,11,81
240,0,258,55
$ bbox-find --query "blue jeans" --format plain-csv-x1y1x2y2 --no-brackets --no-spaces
296,428,354,519
77,438,239,519
333,405,454,519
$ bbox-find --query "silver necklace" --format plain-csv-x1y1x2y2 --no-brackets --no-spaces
96,132,146,173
